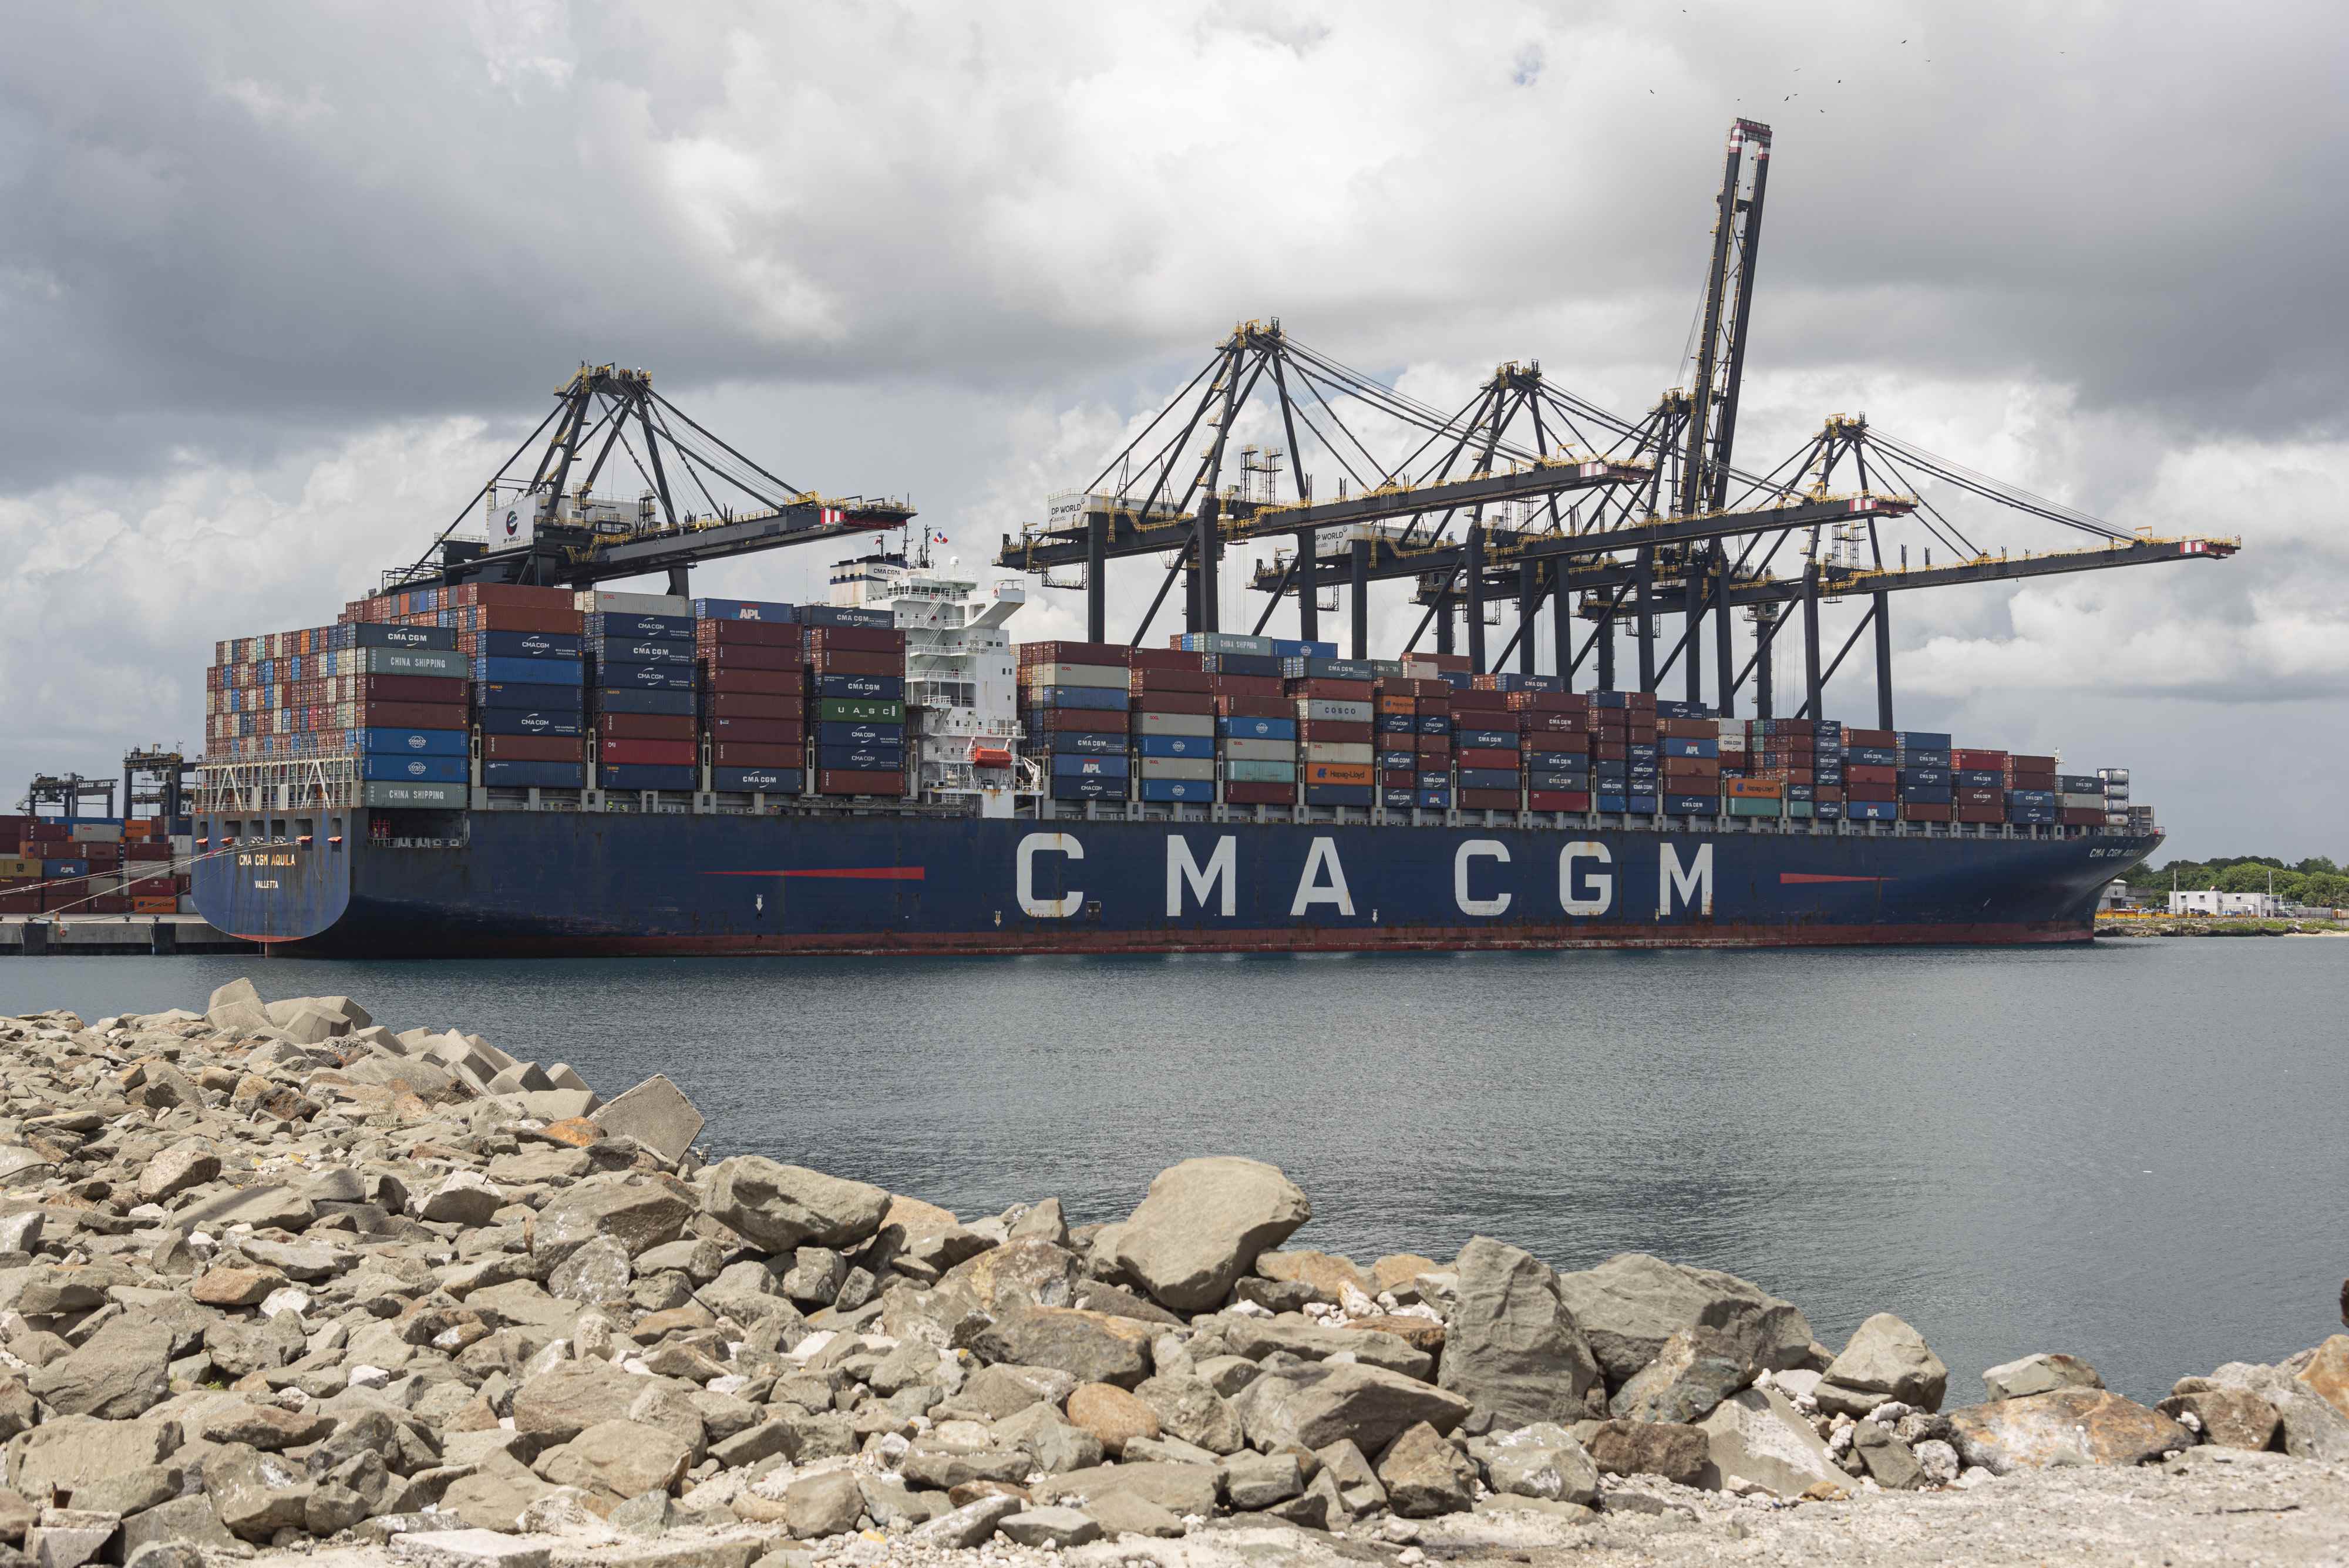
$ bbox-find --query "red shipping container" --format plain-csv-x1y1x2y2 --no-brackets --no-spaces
1847,763,1896,785
1901,802,1954,822
1223,780,1295,805
713,742,800,767
85,895,130,914
697,642,805,672
1663,756,1720,780
1845,727,1896,746
704,719,803,746
1627,723,1658,743
1656,717,1716,738
81,842,123,864
1133,691,1213,716
2010,772,2057,792
1288,678,1375,701
1455,747,1520,769
1519,712,1591,734
0,816,27,838
1594,740,1628,761
1956,805,2005,823
361,674,466,703
1019,641,1129,666
708,715,805,743
2010,753,2058,772
1216,695,1289,719
483,733,584,761
1378,678,1452,698
1458,788,1519,810
696,619,801,647
701,665,804,696
1027,708,1128,733
1951,749,2009,769
469,584,577,610
0,894,39,915
1298,721,1373,745
1379,769,1416,788
809,650,902,677
1814,785,1846,802
1847,781,1897,801
352,701,469,729
816,769,903,796
706,692,800,720
2059,807,2105,825
174,874,191,893
1131,668,1211,694
1415,736,1452,759
1528,790,1591,812
1211,675,1283,698
1524,733,1591,756
1451,690,1510,712
1129,647,1204,671
600,739,695,766
1506,691,1589,712
124,842,172,861
803,625,906,654
40,880,88,908
1957,786,2004,806
468,605,583,634
596,712,695,740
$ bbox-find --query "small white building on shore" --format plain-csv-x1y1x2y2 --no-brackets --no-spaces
2169,889,2281,917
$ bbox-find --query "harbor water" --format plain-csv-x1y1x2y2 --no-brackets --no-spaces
5,937,2341,1404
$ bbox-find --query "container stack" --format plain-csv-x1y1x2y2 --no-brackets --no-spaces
579,591,695,795
1893,729,1954,824
2004,751,2058,826
1130,647,1217,804
1188,635,1294,808
695,599,806,796
453,588,586,790
1590,691,1660,814
802,605,907,798
205,621,470,807
2098,768,2133,830
1450,678,1520,811
1655,708,1719,817
1950,746,2008,826
2056,769,2108,827
1287,655,1377,808
1840,726,1899,823
1018,641,1132,803
1513,684,1590,812
1371,675,1451,810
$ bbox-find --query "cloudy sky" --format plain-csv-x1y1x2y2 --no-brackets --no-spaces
4,2,2342,857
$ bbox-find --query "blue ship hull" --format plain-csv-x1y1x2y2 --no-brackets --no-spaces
194,809,2155,955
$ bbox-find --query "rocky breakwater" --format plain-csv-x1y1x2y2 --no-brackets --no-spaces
0,981,2342,1568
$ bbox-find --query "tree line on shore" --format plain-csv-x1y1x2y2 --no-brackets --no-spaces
2138,855,2348,908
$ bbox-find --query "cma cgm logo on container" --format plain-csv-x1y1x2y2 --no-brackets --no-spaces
1013,833,1712,921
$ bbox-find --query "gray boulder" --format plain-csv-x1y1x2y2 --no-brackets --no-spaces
591,1076,705,1166
1234,1360,1472,1454
967,1305,1153,1389
28,1316,173,1418
11,1415,181,1498
701,1157,890,1253
205,978,271,1034
1609,1318,1762,1425
1852,1421,1924,1489
1553,1253,1814,1389
1377,1421,1476,1516
1983,1352,2104,1402
1695,1385,1845,1498
1112,1158,1311,1313
1477,1423,1600,1505
511,1361,650,1443
1815,1314,1948,1415
1438,1236,1603,1426
534,1180,695,1263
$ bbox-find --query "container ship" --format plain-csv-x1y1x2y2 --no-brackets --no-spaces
191,558,2155,956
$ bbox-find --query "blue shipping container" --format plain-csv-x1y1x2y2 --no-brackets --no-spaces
1382,788,1417,809
476,681,585,712
1660,737,1720,759
1051,753,1129,778
594,660,696,691
1138,779,1214,802
1378,750,1416,770
476,708,584,738
797,604,894,629
1664,795,1719,815
1627,743,1660,763
1895,731,1953,749
1377,714,1416,734
592,688,696,716
815,745,904,771
817,673,907,701
813,721,904,747
600,764,699,791
1416,771,1451,789
714,766,805,792
1955,768,2003,788
1900,748,1954,769
1050,731,1125,755
481,761,587,789
1416,715,1452,735
1900,767,1951,788
1416,789,1452,809
1456,768,1520,790
1849,746,1897,767
1596,792,1630,812
1815,800,1845,820
1303,784,1375,806
358,728,467,757
1625,793,1659,814
1138,734,1213,758
1528,769,1590,790
480,631,583,659
1458,729,1518,750
1217,716,1296,741
583,612,694,641
358,755,466,783
1049,775,1125,800
586,640,696,666
1849,800,1900,821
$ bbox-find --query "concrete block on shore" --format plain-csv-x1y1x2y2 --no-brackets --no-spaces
591,1074,704,1165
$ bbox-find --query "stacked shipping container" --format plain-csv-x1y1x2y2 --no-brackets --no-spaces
695,598,806,795
1019,642,1132,802
803,605,907,797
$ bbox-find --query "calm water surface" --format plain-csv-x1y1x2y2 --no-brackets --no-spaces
5,938,2341,1404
